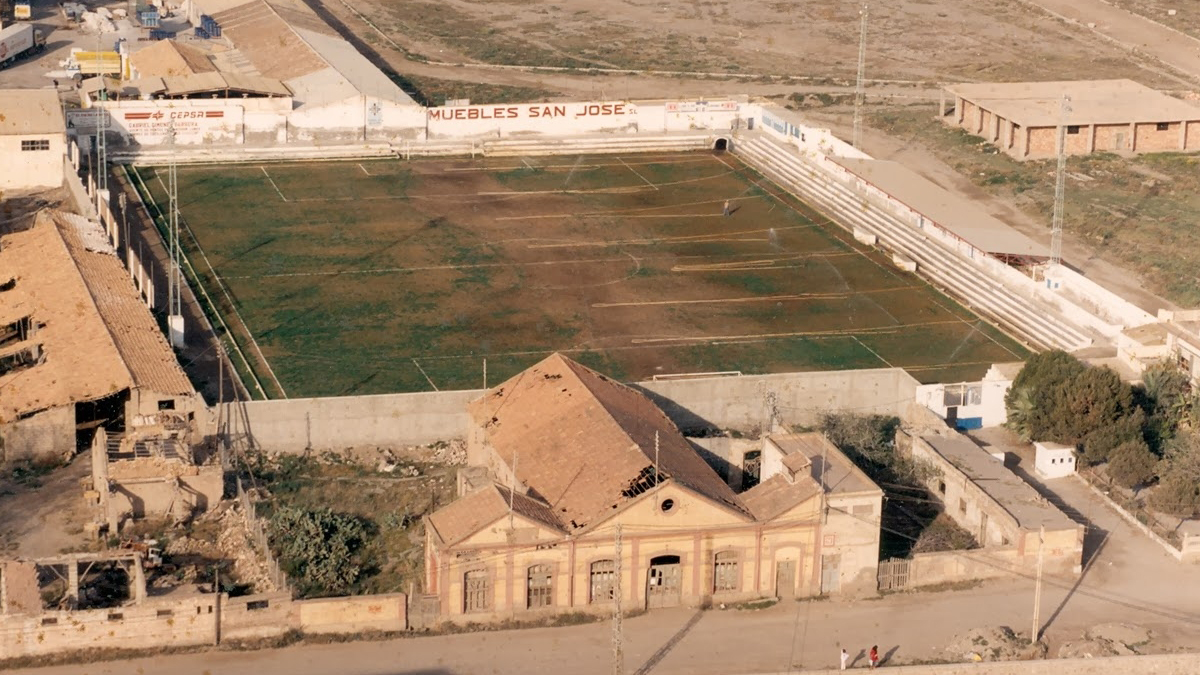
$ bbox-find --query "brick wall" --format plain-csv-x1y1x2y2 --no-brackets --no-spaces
960,100,978,131
1063,127,1089,154
1187,121,1200,150
1026,127,1058,158
1093,124,1131,152
1134,122,1183,152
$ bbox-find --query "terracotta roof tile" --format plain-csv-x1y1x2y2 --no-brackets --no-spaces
741,474,822,522
0,213,132,420
427,484,563,547
54,212,193,396
469,354,747,532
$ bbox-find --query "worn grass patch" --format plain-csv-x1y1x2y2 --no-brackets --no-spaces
138,151,1027,398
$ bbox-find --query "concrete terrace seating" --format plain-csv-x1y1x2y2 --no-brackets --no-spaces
478,133,714,157
734,135,1091,352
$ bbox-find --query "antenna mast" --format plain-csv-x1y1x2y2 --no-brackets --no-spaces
1050,95,1071,268
852,2,869,148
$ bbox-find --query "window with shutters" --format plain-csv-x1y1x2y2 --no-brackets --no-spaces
463,569,491,613
527,564,553,609
589,560,615,603
713,551,739,593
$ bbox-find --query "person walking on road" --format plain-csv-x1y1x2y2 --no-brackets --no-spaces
840,648,849,670
723,199,731,216
869,645,879,669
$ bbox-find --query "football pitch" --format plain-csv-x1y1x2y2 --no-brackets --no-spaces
130,151,1028,398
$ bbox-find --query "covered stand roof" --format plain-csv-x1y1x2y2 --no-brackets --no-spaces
831,157,1049,259
467,353,748,533
946,79,1200,127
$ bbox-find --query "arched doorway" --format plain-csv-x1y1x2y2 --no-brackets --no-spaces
646,554,682,608
713,137,729,152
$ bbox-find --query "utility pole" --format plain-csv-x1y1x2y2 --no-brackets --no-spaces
1050,95,1071,268
852,2,869,148
612,523,625,675
483,358,487,390
167,121,185,349
95,31,108,196
1031,524,1045,642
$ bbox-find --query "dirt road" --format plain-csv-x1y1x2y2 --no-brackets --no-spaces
1018,0,1200,83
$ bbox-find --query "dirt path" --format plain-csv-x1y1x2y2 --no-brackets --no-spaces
1017,0,1200,84
0,455,93,557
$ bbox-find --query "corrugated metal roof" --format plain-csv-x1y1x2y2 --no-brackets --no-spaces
292,27,414,105
946,79,1200,127
0,89,66,136
160,72,290,97
129,40,217,78
210,0,327,81
284,67,358,108
831,158,1049,258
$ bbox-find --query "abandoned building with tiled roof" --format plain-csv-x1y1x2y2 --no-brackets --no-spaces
0,210,203,464
423,353,883,621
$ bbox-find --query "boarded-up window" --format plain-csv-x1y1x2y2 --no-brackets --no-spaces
527,564,553,609
464,570,491,613
713,551,739,592
590,560,615,604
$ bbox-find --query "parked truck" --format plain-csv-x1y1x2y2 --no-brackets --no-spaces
13,2,32,20
0,23,44,68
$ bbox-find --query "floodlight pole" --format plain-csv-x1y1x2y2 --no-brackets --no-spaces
167,121,186,348
852,2,869,148
96,30,108,195
1050,95,1071,268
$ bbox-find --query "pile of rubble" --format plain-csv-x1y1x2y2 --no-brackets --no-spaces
160,501,275,594
946,626,1047,662
1058,623,1153,659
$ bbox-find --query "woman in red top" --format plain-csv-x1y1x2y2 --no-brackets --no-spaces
869,645,879,669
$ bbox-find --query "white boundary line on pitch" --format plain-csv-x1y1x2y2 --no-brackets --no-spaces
590,286,922,309
412,358,439,391
260,166,288,202
852,335,894,368
154,172,289,398
618,156,659,190
438,156,715,173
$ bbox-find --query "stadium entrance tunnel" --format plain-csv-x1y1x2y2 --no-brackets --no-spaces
714,137,729,152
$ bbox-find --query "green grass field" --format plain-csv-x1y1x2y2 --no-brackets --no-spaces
131,152,1027,398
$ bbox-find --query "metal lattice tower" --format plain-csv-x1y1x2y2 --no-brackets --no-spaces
167,123,182,319
852,2,869,148
95,32,108,193
1050,95,1072,268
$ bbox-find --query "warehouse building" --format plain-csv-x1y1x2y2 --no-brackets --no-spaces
0,89,67,191
943,79,1200,159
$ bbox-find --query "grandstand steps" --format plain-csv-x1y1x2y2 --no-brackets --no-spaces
734,135,1093,353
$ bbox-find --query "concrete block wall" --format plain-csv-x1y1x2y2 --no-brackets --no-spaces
297,593,406,634
0,406,76,465
218,369,921,454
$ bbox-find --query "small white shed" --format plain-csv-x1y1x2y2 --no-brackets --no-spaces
1034,441,1076,479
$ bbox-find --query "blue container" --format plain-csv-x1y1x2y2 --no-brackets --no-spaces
140,10,160,27
194,26,209,38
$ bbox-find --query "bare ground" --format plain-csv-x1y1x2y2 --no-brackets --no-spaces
0,455,94,558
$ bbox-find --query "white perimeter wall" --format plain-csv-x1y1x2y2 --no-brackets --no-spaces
218,368,922,453
422,99,744,139
74,98,292,145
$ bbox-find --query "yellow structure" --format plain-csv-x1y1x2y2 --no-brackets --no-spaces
424,354,883,621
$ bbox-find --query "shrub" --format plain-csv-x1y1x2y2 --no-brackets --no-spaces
269,506,371,597
1106,439,1158,489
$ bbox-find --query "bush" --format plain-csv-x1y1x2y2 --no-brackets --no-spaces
1079,409,1145,466
1106,440,1158,489
269,506,372,597
1150,431,1200,517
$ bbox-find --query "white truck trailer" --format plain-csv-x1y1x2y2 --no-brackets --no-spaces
0,23,45,69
